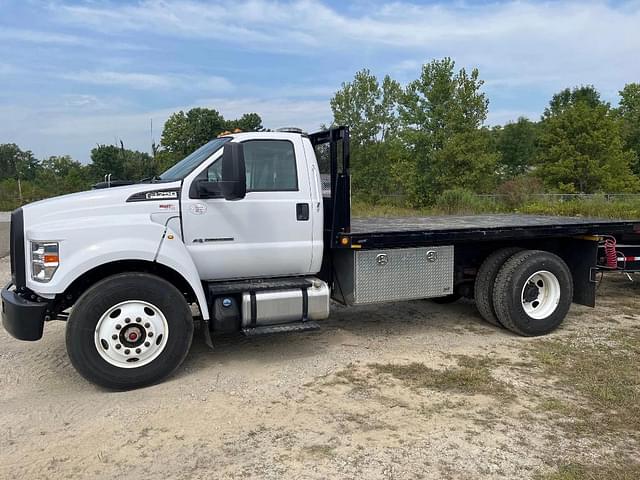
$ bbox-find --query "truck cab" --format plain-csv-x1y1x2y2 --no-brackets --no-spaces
3,129,334,389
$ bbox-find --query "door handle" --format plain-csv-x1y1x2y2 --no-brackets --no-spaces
296,203,310,221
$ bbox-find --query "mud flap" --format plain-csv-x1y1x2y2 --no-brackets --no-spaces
202,319,214,349
562,239,599,307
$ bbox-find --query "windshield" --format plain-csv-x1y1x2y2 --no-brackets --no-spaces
159,137,231,181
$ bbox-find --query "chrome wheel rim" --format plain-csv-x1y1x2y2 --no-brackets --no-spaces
521,270,561,320
94,300,168,368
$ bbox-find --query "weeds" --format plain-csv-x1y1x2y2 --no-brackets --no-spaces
529,329,640,434
352,191,640,219
538,461,640,480
369,355,510,398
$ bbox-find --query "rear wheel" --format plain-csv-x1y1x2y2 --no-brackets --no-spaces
492,250,572,336
66,273,193,389
474,247,523,326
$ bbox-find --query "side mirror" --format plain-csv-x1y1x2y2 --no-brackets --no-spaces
220,142,246,200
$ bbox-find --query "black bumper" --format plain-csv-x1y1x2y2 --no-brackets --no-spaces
1,283,48,341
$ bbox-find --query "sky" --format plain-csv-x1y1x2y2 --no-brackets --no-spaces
1,0,639,163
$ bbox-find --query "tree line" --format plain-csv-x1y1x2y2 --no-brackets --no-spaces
331,58,640,206
0,108,262,207
1,57,639,210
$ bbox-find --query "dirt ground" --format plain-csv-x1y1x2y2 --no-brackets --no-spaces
0,222,9,258
0,254,639,480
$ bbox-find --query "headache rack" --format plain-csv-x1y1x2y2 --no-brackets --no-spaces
309,127,351,249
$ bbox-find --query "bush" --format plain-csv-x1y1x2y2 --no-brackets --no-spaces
434,188,497,215
497,176,544,208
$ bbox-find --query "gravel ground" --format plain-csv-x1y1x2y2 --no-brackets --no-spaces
0,220,9,258
0,255,639,479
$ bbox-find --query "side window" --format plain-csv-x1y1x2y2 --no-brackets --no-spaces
206,160,222,182
244,140,298,191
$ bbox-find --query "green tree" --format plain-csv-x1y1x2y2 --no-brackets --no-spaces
331,69,402,146
536,86,638,193
331,69,402,198
617,83,640,175
495,117,538,178
90,143,154,181
0,143,39,203
36,156,91,195
225,113,263,132
158,108,263,172
398,58,498,204
0,143,38,181
160,108,226,157
544,85,602,117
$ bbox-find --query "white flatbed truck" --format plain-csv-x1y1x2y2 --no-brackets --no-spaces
3,127,639,389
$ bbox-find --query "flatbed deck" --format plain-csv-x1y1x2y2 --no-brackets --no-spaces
347,214,640,248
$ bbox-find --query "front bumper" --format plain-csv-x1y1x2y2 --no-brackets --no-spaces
1,283,48,341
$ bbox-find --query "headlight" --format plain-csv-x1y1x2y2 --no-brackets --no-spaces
31,241,59,283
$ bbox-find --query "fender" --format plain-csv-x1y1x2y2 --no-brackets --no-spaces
25,215,162,295
24,214,209,320
154,226,210,321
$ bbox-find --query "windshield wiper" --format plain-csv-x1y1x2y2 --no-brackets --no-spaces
137,175,162,184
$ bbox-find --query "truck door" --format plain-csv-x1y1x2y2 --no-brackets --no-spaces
181,137,315,280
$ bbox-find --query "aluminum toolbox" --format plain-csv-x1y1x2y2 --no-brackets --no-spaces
332,246,454,305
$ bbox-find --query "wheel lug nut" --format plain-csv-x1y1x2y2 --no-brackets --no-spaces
136,317,141,323
144,342,150,347
124,349,130,355
144,322,150,328
112,334,117,340
148,332,154,337
115,324,121,330
125,318,131,324
136,348,141,354
115,344,121,350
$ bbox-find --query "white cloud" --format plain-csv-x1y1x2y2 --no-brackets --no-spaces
5,0,640,160
0,26,151,51
0,63,20,75
57,71,234,91
0,96,331,162
196,97,331,132
60,71,173,89
0,27,83,45
51,0,640,90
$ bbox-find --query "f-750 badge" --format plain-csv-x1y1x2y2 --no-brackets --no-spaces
145,191,178,200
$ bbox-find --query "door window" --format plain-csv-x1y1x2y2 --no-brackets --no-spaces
203,139,298,192
244,140,298,191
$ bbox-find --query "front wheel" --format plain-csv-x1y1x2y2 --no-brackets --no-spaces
66,273,194,389
492,250,573,336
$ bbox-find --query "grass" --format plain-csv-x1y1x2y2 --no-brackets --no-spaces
529,328,640,434
351,194,640,219
538,462,640,480
369,355,511,398
303,444,336,459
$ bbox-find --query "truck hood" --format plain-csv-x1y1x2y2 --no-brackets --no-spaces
22,182,182,233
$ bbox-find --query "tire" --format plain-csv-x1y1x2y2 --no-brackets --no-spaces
492,250,573,337
66,273,194,389
431,293,461,304
474,247,523,326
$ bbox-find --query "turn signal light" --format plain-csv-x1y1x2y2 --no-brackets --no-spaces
43,254,59,263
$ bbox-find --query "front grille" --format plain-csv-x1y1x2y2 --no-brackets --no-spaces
9,208,25,287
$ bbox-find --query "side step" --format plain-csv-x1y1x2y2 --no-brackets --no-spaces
242,321,320,337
